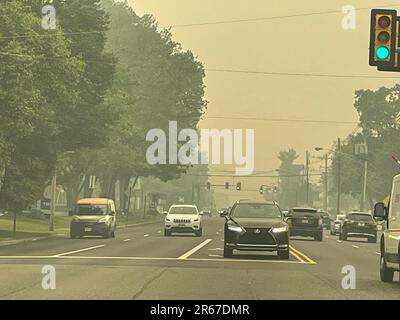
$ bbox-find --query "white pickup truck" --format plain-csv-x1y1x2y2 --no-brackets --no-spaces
374,174,400,282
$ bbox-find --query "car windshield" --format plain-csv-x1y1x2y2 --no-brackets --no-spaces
169,207,198,215
347,214,373,222
76,204,108,215
232,204,282,219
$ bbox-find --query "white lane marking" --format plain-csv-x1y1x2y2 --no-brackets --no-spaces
178,239,213,260
144,234,149,237
209,254,223,258
216,232,220,235
375,252,381,255
208,248,223,251
53,245,105,257
157,230,162,234
352,245,360,249
325,236,330,239
336,240,342,243
32,239,37,241
123,239,131,242
0,255,307,264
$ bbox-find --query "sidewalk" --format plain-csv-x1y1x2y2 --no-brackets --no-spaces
0,214,164,247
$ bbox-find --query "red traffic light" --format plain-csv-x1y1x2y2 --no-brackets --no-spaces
378,15,391,28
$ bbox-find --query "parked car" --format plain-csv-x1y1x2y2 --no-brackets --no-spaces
286,207,323,241
339,211,377,243
222,200,289,259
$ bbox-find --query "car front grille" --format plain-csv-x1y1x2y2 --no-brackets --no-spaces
238,228,276,245
173,218,191,223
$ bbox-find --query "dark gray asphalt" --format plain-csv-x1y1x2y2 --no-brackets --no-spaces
0,216,398,299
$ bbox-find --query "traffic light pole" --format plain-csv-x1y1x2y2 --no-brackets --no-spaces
306,151,309,206
324,154,328,212
361,159,368,212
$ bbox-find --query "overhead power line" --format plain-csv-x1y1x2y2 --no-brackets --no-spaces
204,116,358,125
205,68,400,79
169,4,400,28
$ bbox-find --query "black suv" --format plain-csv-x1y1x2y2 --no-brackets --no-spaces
286,208,323,241
222,201,289,259
340,212,377,243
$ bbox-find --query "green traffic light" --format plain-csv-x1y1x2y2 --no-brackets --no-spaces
376,46,390,60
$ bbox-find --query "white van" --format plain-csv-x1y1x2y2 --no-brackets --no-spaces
374,174,400,282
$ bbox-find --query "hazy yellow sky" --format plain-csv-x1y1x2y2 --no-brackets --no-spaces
127,0,399,202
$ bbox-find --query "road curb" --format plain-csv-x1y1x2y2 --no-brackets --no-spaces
0,233,62,248
0,219,163,248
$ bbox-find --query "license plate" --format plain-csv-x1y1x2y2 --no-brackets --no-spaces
84,227,92,232
358,223,365,227
178,224,186,228
302,219,309,224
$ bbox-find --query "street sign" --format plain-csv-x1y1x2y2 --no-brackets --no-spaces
89,175,96,189
40,198,51,210
355,143,368,155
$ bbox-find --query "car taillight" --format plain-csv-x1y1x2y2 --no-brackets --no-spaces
344,219,354,224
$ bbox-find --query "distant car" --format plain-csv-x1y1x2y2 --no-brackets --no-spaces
286,207,323,241
164,204,202,237
340,212,377,243
330,214,345,235
69,198,117,239
223,200,289,259
319,212,331,230
201,209,212,217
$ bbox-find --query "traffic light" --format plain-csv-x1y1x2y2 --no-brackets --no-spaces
259,186,264,195
369,9,400,72
225,182,229,190
272,186,279,193
236,182,242,191
206,182,211,190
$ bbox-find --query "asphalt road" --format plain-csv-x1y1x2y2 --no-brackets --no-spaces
0,216,398,300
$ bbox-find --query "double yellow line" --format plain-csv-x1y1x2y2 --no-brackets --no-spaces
289,245,317,264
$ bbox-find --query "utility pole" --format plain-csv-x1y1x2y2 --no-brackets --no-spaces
361,157,368,212
324,154,328,212
49,172,56,231
191,181,195,205
306,151,309,206
337,138,341,215
197,184,201,208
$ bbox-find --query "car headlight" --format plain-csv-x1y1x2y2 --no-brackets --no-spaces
165,218,171,222
72,216,80,222
228,224,245,233
272,226,289,233
99,217,108,223
193,218,199,222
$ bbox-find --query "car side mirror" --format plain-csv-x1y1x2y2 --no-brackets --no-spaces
68,210,74,217
199,212,204,216
220,211,228,218
374,202,387,220
163,211,168,216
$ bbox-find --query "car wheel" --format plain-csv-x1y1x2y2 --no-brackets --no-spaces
342,233,347,241
164,229,171,237
111,230,116,238
314,232,323,241
70,230,77,239
196,229,203,237
224,246,233,258
380,254,394,282
278,249,289,260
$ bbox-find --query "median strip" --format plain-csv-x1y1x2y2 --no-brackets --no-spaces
178,239,213,259
53,244,105,257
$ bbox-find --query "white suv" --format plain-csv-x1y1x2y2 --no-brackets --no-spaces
164,205,202,237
